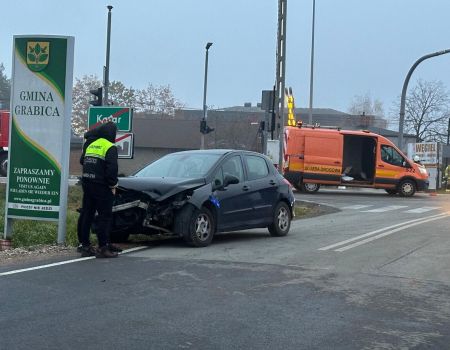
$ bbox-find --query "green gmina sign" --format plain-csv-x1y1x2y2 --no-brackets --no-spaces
88,106,132,132
5,35,74,244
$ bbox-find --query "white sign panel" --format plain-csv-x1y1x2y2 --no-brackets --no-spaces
116,132,134,159
408,142,439,165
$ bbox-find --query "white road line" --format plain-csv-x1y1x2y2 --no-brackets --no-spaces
335,214,448,252
404,207,440,214
341,204,373,210
361,205,408,213
318,213,447,251
0,246,149,277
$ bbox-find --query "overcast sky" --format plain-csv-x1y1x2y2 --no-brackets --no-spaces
2,0,450,119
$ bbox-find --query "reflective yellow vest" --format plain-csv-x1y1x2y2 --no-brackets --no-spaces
85,138,114,160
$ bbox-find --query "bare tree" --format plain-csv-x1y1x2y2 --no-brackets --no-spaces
71,75,103,135
348,92,384,116
72,77,185,135
391,80,450,142
135,83,184,116
108,81,136,107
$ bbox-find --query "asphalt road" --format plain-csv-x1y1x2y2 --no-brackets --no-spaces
1,187,449,349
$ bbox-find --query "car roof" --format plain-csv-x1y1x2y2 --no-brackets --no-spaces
168,149,265,157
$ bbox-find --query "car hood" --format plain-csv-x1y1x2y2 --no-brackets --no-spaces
118,176,207,201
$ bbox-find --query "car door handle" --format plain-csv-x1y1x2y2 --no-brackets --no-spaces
334,161,340,164
378,164,384,168
269,180,276,185
242,185,250,191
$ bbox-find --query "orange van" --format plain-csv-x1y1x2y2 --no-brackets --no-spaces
283,125,429,197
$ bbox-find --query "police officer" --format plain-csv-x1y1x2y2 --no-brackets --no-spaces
78,122,120,258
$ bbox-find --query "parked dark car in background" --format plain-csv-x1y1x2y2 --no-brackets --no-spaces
109,149,295,247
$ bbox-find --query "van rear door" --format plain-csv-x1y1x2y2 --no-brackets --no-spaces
303,133,342,184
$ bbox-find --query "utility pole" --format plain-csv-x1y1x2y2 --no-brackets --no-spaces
308,0,316,125
104,5,113,105
275,0,287,172
398,48,450,150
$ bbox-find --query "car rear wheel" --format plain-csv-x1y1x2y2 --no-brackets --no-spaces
183,207,215,247
301,182,320,193
398,179,416,197
268,202,291,237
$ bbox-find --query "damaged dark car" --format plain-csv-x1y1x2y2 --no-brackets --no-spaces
110,149,295,247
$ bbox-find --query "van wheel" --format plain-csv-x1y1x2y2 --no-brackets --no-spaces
301,183,320,193
385,189,398,195
398,179,416,197
268,202,291,237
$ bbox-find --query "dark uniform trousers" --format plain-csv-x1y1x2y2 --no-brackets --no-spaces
79,181,114,248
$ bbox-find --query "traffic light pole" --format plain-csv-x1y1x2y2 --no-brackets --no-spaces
104,5,113,105
201,42,213,149
275,0,287,172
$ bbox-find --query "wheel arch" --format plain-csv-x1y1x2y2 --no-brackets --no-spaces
201,200,218,231
277,196,294,218
397,176,418,188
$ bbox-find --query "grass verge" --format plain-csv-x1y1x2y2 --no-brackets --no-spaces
0,184,82,248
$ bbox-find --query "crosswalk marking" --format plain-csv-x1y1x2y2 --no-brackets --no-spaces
340,204,442,214
361,205,408,213
341,204,373,210
404,207,440,213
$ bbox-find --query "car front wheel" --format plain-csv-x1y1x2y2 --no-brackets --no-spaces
268,202,291,237
183,207,215,247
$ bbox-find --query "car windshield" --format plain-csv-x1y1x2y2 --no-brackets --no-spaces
134,153,222,178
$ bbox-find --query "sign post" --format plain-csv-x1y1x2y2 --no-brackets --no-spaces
4,35,74,244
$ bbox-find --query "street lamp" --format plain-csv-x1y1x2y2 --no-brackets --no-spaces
104,5,113,105
398,48,450,150
200,42,213,149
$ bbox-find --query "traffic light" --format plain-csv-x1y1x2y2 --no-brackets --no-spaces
89,87,103,106
200,120,214,134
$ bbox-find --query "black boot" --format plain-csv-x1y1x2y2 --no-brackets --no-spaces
95,246,118,258
107,243,123,253
80,245,96,257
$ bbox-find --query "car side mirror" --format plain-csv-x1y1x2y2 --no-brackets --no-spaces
212,175,239,191
223,174,239,187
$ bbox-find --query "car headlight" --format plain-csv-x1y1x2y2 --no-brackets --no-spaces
419,167,428,175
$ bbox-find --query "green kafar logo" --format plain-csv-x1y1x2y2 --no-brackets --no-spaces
26,42,50,72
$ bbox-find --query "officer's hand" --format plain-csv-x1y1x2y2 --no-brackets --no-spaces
111,187,116,195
